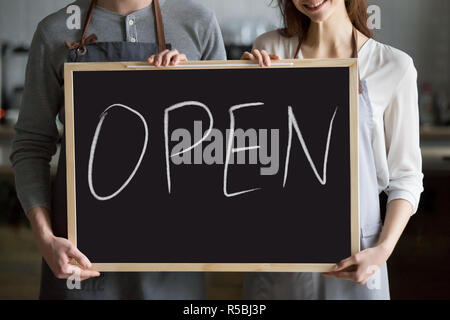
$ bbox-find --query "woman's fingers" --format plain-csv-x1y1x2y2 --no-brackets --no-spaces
323,271,355,281
322,252,372,284
260,50,271,66
323,248,385,285
241,50,278,67
241,51,255,60
325,269,371,285
147,55,156,64
269,54,281,60
334,255,357,271
252,49,264,67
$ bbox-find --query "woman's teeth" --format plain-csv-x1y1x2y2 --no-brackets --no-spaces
305,0,326,9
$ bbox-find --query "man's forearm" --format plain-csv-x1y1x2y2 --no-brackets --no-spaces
28,206,54,244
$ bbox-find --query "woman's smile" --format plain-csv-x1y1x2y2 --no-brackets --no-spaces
302,0,329,12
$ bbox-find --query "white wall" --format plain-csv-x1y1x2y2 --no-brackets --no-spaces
371,0,450,95
200,0,281,45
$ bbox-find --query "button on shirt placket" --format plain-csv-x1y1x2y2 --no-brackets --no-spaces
126,15,137,43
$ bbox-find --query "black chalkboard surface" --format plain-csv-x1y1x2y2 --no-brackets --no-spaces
64,60,359,272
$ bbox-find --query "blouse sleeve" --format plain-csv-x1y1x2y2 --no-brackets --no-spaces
383,59,424,214
252,31,281,56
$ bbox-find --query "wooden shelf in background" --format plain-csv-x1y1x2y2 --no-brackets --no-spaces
0,126,15,139
421,126,450,139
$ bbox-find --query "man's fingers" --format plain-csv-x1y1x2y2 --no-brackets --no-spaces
171,53,187,65
67,265,100,280
79,269,101,279
163,49,179,66
64,265,100,281
150,50,187,66
154,49,170,66
68,246,91,269
67,264,100,278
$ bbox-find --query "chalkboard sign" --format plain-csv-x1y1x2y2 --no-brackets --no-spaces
64,60,359,272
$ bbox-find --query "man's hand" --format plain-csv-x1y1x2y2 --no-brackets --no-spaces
147,49,188,67
28,207,100,281
39,234,100,281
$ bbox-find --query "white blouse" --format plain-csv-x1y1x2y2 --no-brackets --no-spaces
253,30,424,214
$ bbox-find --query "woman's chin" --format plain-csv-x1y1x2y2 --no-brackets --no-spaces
298,0,335,23
307,12,333,23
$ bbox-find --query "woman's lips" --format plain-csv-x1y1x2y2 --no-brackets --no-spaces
303,0,328,12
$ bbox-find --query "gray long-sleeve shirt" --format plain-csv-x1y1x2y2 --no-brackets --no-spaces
10,0,226,214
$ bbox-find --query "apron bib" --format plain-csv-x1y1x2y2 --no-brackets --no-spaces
243,29,390,300
41,0,204,300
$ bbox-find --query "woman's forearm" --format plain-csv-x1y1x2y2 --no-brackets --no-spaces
377,199,412,257
327,199,413,283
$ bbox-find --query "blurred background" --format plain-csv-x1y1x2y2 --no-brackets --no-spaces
0,0,449,299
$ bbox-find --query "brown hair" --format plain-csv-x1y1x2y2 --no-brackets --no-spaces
277,0,372,39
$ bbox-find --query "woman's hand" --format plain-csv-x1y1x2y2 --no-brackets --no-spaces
28,206,100,281
241,49,280,67
147,49,188,67
322,244,391,285
325,200,413,285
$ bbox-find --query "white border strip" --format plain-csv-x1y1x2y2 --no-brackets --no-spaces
126,62,294,69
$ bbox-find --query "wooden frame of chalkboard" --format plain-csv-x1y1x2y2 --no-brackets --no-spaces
64,60,359,272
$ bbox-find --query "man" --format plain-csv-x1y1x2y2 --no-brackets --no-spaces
10,0,226,299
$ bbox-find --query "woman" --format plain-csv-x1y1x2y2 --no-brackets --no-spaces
10,0,225,299
242,0,423,299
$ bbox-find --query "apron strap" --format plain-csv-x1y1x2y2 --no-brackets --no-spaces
294,32,303,60
64,0,98,52
294,26,362,93
153,0,167,53
80,0,98,49
65,0,167,54
351,27,363,93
